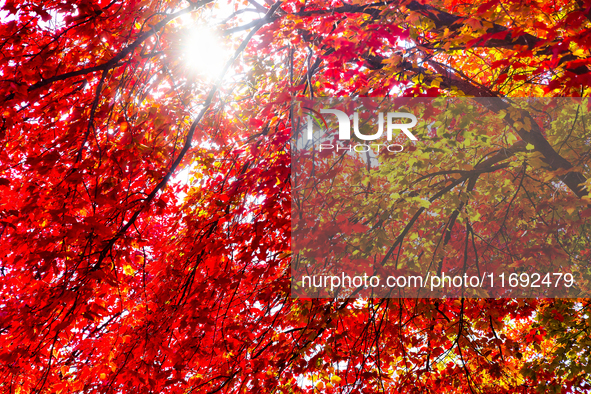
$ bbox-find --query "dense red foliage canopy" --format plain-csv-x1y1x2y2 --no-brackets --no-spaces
1,0,591,393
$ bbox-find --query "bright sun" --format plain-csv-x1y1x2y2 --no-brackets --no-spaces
183,28,230,80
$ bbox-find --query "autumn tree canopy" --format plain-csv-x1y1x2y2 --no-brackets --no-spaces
1,0,591,393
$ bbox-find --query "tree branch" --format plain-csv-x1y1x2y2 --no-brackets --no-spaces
3,0,213,103
92,0,285,271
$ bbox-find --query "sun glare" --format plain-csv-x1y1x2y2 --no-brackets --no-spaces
183,28,230,80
